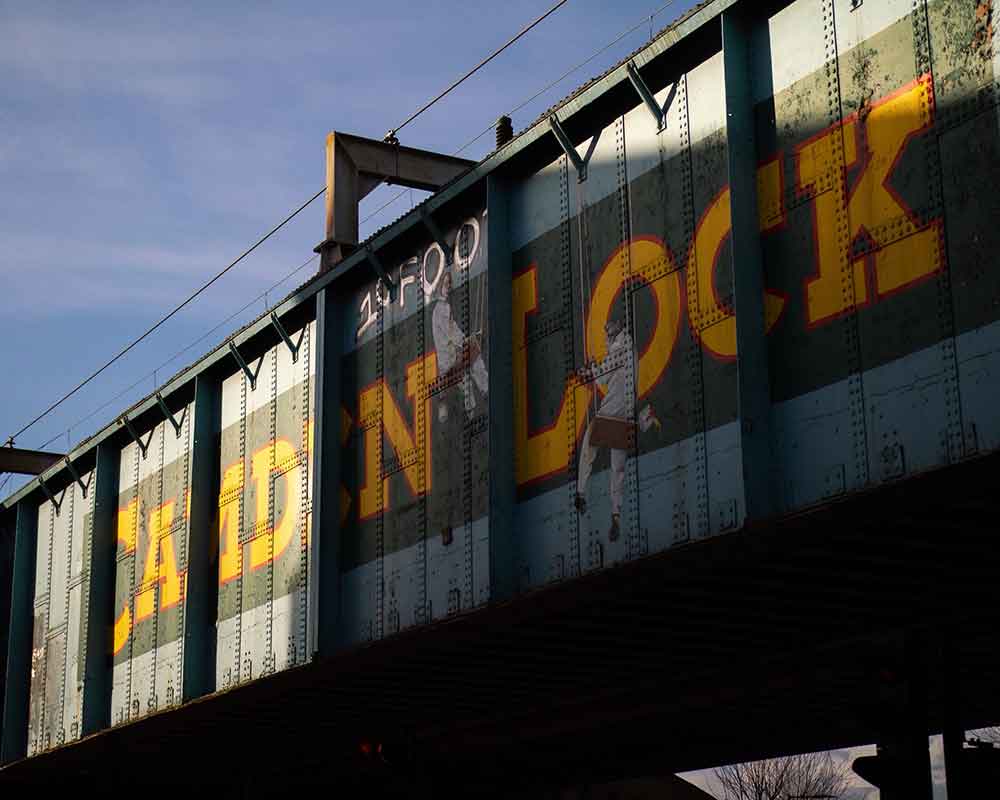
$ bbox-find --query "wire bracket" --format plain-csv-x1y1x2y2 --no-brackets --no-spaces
39,477,62,514
365,246,395,299
64,457,89,497
419,207,453,265
549,115,600,183
120,415,150,459
270,312,306,364
228,341,264,392
155,393,185,438
626,61,674,132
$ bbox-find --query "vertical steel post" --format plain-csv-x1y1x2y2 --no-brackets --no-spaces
81,442,120,735
0,512,13,750
722,9,775,521
313,287,344,655
941,637,967,800
878,635,933,800
487,175,516,601
183,376,220,701
1,499,38,763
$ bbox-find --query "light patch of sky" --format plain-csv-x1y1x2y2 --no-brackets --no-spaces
677,738,959,800
0,0,700,485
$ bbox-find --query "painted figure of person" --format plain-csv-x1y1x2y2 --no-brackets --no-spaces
574,315,660,541
431,270,489,422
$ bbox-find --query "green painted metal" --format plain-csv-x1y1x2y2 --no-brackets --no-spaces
182,375,219,702
722,7,775,520
313,288,344,656
1,502,38,763
81,442,119,735
486,175,516,602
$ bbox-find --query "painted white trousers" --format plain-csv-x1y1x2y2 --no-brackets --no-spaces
576,419,627,516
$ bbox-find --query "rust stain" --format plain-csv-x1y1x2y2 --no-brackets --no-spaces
973,1,993,60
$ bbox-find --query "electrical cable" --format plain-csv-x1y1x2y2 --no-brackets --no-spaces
8,0,680,454
456,0,680,154
387,0,570,140
5,188,325,446
361,0,679,233
36,253,320,453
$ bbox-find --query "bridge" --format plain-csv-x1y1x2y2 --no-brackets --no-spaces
3,0,1000,796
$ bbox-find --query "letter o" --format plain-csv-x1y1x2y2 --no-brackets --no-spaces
585,237,682,401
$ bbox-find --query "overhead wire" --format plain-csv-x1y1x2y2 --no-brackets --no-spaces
7,2,574,451
8,0,682,456
387,0,570,140
36,253,320,454
359,0,680,234
5,188,324,446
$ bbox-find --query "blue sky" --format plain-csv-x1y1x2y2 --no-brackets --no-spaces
0,0,702,488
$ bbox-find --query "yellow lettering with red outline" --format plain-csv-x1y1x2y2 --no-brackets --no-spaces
798,76,941,325
686,177,788,360
135,500,179,622
513,238,681,486
358,354,438,519
113,500,137,655
247,438,299,569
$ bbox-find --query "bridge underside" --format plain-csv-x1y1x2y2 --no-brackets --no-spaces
2,453,997,795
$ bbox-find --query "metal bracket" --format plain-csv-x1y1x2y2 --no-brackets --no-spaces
155,393,184,438
419,207,453,265
270,312,306,364
365,246,395,300
39,478,62,513
120,415,150,459
64,458,88,497
228,341,264,391
548,115,600,183
626,61,675,132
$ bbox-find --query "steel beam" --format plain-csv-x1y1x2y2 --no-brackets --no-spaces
0,514,13,755
313,288,344,656
182,375,220,701
722,8,775,521
0,447,63,477
81,443,119,735
320,132,475,267
1,500,38,763
486,176,515,602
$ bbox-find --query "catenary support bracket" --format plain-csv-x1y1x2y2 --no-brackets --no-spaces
548,115,600,183
365,246,394,299
228,341,263,391
419,207,453,265
155,393,184,438
626,61,676,131
64,458,88,497
38,478,62,514
316,131,475,270
119,415,150,458
0,445,63,476
270,312,305,363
